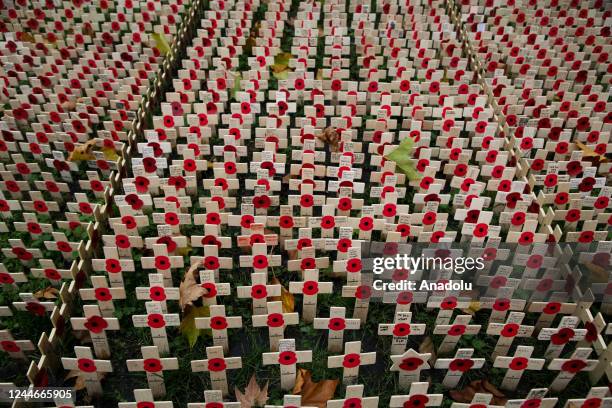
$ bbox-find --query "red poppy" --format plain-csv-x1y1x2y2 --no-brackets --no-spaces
383,203,397,217
342,353,361,368
143,358,163,373
343,397,362,408
253,195,271,209
393,323,411,337
0,340,20,353
551,328,575,345
422,212,436,226
337,197,352,211
337,238,352,252
328,317,346,331
321,215,336,229
448,324,466,336
267,313,285,328
346,258,362,273
278,351,297,365
253,255,269,269
115,235,131,249
303,281,319,295
359,216,374,231
201,283,217,298
441,297,457,310
84,315,108,333
149,286,166,301
403,395,429,408
520,399,542,408
509,357,529,370
204,256,220,270
297,238,312,250
501,323,519,337
493,298,511,312
518,231,534,246
299,194,314,208
136,402,155,408
155,256,171,271
300,258,316,270
449,358,474,372
241,215,255,229
399,357,424,371
210,316,228,330
279,215,294,229
579,231,594,243
95,288,112,301
147,313,165,329
251,284,268,299
473,223,488,238
561,359,587,373
0,273,14,285
543,302,561,315
78,358,97,373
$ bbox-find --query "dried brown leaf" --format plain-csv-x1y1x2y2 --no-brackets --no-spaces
316,127,340,152
419,336,436,362
179,262,206,311
68,139,96,162
34,286,59,300
292,368,339,408
65,369,107,391
270,276,295,313
235,374,269,407
449,380,507,406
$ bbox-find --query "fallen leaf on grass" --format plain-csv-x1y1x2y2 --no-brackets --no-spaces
419,336,436,363
292,368,338,408
271,52,293,80
179,304,210,348
235,374,268,407
65,369,107,391
385,136,420,181
270,276,295,313
68,139,96,162
179,262,207,311
101,146,119,161
316,127,340,152
449,379,507,406
34,286,59,300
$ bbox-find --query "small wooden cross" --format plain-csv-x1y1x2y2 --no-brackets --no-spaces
389,382,443,407
378,311,426,355
493,345,545,390
199,270,231,306
327,341,376,384
313,306,360,353
61,346,112,397
132,302,180,354
486,312,534,358
135,273,180,314
126,346,179,398
186,390,240,407
92,246,135,287
71,305,120,358
527,297,576,331
239,243,282,273
289,268,332,323
262,339,312,390
117,388,173,408
504,388,558,408
547,347,598,392
390,348,432,390
434,348,485,388
537,315,587,360
450,393,505,408
79,275,126,317
141,243,184,285
196,305,242,353
433,315,481,354
563,386,611,408
253,301,299,351
191,346,242,396
326,384,379,408
237,272,281,315
0,330,35,359
264,395,317,408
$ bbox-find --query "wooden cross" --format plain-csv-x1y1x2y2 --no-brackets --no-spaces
537,315,587,360
504,388,558,408
12,293,55,317
389,382,443,407
191,346,242,396
289,268,332,323
341,273,377,323
141,243,184,285
434,348,485,388
253,301,299,351
126,346,179,398
237,272,281,315
486,312,534,358
61,346,112,397
117,388,173,408
196,305,242,353
264,395,317,408
480,287,525,324
0,330,35,359
390,348,431,390
92,246,135,287
427,294,472,325
136,274,180,314
326,384,379,408
548,347,599,392
327,341,376,384
71,305,119,358
564,386,611,408
527,296,576,331
79,275,126,317
493,345,545,390
450,393,505,408
132,301,180,354
186,390,240,407
314,306,361,353
378,311,426,355
262,338,312,390
433,315,481,354
239,242,281,273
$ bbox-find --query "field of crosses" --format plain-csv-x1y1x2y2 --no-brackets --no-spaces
0,0,611,406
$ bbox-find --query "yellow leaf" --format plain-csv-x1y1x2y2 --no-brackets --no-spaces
67,140,96,162
270,276,295,313
180,305,210,348
175,243,192,257
101,146,118,161
34,286,59,300
151,32,171,55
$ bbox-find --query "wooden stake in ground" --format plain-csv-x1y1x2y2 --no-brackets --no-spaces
493,346,545,391
547,348,598,392
70,305,119,358
191,346,242,396
195,305,242,353
289,268,332,323
434,348,485,388
132,301,180,354
252,301,298,351
61,346,112,397
262,339,312,391
313,306,360,353
327,341,376,385
126,346,179,398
